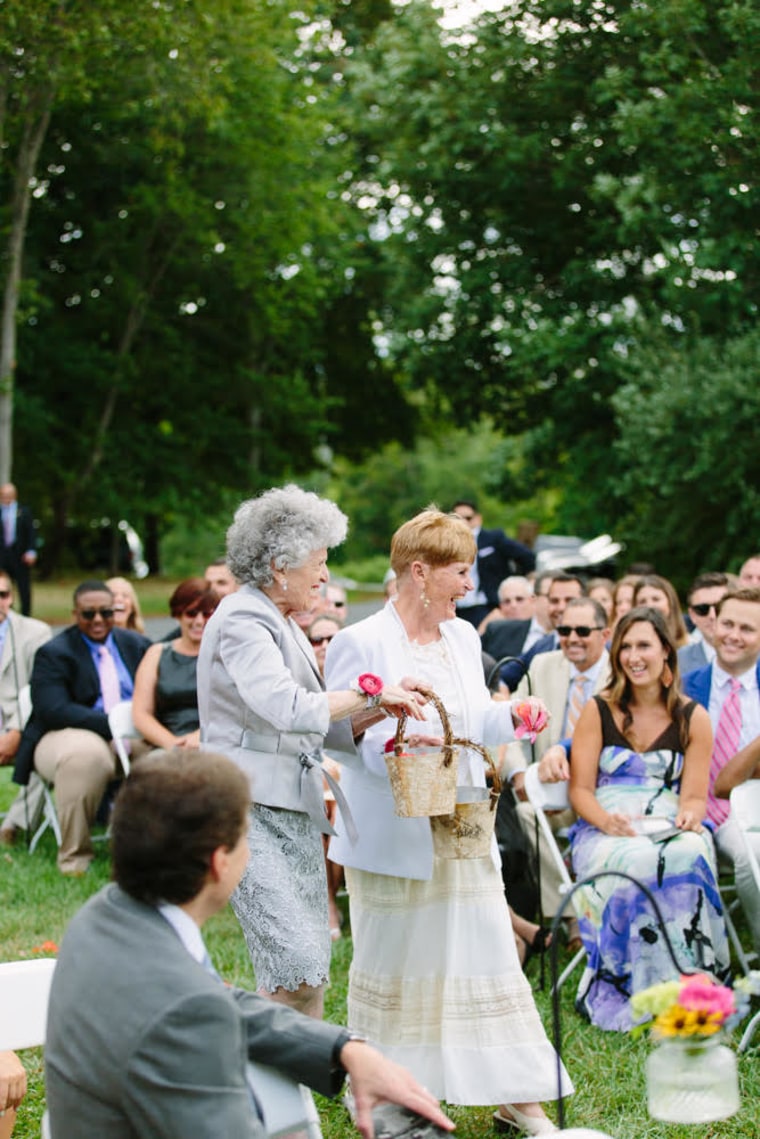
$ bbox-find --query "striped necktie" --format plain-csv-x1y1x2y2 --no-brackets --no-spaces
566,673,588,737
708,678,742,827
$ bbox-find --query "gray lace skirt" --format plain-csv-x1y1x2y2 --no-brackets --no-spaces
231,802,331,992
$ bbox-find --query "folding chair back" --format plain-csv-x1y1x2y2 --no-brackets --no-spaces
108,700,138,777
0,957,56,1050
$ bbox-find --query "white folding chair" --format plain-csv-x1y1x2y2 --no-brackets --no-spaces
17,685,63,856
523,764,586,991
729,782,760,1052
0,957,56,1139
108,700,138,777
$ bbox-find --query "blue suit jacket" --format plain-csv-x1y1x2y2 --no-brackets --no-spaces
682,660,760,710
499,631,557,691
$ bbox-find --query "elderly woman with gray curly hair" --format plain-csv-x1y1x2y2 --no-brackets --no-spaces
198,485,423,1019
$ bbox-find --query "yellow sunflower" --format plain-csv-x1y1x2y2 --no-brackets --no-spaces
654,1004,723,1038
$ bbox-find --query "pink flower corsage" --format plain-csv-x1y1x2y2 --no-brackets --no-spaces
358,673,383,696
513,700,549,742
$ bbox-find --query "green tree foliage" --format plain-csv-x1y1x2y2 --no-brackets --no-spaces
326,420,556,563
7,1,415,568
610,326,760,586
336,0,759,539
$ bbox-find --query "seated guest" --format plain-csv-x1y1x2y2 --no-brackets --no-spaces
497,572,586,691
106,577,146,634
611,575,639,628
44,749,454,1139
132,579,217,750
678,572,730,675
633,574,689,648
0,570,52,845
12,581,151,875
321,580,349,624
569,607,729,1031
477,574,536,635
683,587,760,955
586,578,615,624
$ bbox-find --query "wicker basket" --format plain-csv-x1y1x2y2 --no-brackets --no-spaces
430,740,502,859
385,689,458,817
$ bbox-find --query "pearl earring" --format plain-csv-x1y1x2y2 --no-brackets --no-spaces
421,586,430,610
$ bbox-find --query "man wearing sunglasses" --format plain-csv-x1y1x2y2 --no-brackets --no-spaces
678,572,730,675
0,570,52,845
12,580,151,874
501,597,611,942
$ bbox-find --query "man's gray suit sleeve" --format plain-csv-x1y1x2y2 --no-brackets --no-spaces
234,988,347,1097
126,991,260,1137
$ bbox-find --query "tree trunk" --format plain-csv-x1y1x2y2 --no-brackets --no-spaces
0,95,53,482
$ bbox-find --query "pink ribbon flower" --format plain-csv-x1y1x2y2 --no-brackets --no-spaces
514,700,549,743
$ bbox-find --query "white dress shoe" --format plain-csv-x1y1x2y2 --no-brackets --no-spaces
493,1105,558,1135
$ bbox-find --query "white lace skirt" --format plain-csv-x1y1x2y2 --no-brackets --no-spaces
345,858,574,1106
231,804,331,992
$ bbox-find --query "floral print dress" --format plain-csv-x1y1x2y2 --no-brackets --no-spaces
570,697,730,1031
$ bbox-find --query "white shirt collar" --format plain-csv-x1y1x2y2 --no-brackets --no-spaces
158,902,207,964
713,661,758,692
569,653,606,685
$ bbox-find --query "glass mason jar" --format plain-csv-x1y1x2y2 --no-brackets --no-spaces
647,1034,740,1124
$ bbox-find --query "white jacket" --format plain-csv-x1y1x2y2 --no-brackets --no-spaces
324,601,516,879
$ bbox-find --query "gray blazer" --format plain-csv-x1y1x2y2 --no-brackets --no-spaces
0,610,51,729
678,638,709,677
45,884,348,1139
197,585,353,814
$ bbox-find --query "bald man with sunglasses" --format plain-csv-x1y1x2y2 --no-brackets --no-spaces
13,580,151,874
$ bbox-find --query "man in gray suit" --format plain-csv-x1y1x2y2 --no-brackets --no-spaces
45,749,453,1139
678,571,730,676
0,569,51,844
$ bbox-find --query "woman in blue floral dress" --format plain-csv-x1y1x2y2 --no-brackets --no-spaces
569,607,729,1031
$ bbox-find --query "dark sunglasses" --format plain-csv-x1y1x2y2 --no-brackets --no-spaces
691,602,718,617
309,634,336,646
185,605,215,619
0,589,11,599
557,625,603,638
79,607,114,621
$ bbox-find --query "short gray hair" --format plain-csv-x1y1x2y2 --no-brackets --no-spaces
226,484,348,587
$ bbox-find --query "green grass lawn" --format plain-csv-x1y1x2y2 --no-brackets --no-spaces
2,764,759,1139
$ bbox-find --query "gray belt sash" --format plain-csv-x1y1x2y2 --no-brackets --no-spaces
239,729,357,844
299,750,358,845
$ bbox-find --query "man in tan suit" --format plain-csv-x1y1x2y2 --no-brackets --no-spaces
501,596,611,937
0,570,52,843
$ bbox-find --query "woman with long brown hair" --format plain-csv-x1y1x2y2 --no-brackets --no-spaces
568,606,729,1031
633,573,689,647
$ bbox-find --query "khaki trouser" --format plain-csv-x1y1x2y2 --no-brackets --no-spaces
34,729,119,874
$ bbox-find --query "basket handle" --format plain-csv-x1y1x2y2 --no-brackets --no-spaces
452,737,502,804
394,686,456,768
